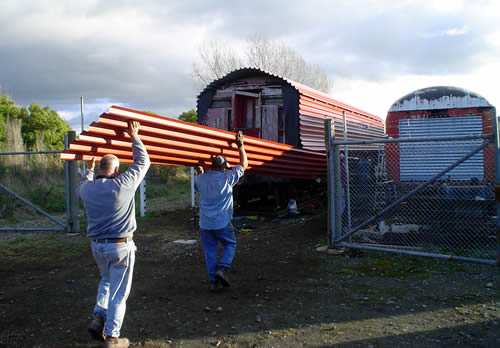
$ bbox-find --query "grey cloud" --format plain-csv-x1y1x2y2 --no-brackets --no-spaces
0,0,497,129
299,6,495,81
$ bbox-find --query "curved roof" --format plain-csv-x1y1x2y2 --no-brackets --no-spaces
389,86,492,112
197,67,383,127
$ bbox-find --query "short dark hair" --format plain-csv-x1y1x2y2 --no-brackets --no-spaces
212,155,230,169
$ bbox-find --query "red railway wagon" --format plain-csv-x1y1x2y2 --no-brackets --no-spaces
386,86,496,184
196,68,385,206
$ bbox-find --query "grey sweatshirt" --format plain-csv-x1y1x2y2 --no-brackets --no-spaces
78,136,151,239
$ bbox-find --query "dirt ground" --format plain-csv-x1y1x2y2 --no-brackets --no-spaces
0,206,499,348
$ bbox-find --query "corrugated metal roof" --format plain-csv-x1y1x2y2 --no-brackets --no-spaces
389,86,492,112
60,106,327,179
197,67,386,151
198,68,384,123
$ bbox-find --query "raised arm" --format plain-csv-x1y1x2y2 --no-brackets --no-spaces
236,131,248,171
115,120,151,188
80,157,96,183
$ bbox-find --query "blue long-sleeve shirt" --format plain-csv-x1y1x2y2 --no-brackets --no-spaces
194,165,244,230
78,136,151,239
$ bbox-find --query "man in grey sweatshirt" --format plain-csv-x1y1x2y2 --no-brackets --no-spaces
78,120,150,348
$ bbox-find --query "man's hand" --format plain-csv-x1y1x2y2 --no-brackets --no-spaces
126,120,140,137
195,166,204,175
86,157,96,171
236,130,244,147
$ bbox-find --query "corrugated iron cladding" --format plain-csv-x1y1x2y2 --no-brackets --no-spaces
60,106,326,179
299,115,385,152
293,82,385,152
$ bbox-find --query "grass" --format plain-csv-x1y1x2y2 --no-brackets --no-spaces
0,233,88,271
143,177,191,200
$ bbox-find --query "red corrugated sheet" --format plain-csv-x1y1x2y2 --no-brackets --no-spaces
60,106,326,179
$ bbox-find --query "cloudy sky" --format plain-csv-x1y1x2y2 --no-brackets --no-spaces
1,0,498,131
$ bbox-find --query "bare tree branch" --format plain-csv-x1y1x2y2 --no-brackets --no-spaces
192,35,331,93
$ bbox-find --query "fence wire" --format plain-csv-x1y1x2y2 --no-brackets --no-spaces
334,137,497,263
0,152,67,232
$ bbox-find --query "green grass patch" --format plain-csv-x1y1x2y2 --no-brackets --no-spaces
0,233,88,271
144,177,190,200
322,252,441,279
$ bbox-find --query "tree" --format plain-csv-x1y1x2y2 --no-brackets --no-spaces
178,109,197,123
0,95,23,143
192,35,331,93
21,103,71,150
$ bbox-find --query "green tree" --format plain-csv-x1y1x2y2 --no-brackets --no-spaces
0,95,22,143
178,109,197,123
21,103,71,150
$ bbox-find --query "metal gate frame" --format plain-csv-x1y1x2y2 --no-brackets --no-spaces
324,114,500,266
0,150,67,232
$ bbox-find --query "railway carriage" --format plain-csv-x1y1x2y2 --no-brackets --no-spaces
197,68,385,207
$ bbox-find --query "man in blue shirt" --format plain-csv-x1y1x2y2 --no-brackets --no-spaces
194,131,248,292
79,120,150,348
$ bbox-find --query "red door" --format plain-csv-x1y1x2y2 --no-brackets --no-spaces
232,92,260,138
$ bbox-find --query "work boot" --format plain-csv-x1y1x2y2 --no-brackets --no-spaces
209,279,224,293
87,312,104,341
104,336,129,348
215,268,230,287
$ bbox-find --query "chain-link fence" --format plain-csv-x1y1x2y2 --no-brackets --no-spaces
0,151,67,233
326,128,499,265
133,164,192,215
0,152,193,236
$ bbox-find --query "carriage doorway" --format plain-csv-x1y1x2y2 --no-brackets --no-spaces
232,91,260,138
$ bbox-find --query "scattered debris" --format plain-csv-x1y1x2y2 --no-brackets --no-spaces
316,245,328,252
327,248,345,255
172,239,198,245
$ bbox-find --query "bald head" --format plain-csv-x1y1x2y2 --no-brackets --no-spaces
99,154,120,177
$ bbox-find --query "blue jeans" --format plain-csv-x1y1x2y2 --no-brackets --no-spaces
200,223,236,281
91,240,136,338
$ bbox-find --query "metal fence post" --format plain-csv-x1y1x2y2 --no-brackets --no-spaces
140,178,146,217
342,111,352,239
64,134,70,233
324,119,334,246
325,119,342,247
190,167,195,208
333,126,342,243
492,107,500,265
67,131,80,234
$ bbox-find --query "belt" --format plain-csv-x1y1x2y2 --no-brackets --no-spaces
92,236,133,244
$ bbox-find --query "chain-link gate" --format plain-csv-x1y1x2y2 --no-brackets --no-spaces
0,151,67,233
325,118,499,265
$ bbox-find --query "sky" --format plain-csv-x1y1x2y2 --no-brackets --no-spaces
0,0,499,131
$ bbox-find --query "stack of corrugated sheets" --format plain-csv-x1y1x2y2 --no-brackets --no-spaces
60,106,326,179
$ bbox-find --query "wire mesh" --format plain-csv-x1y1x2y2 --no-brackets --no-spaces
133,164,191,215
340,138,497,262
0,152,67,232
